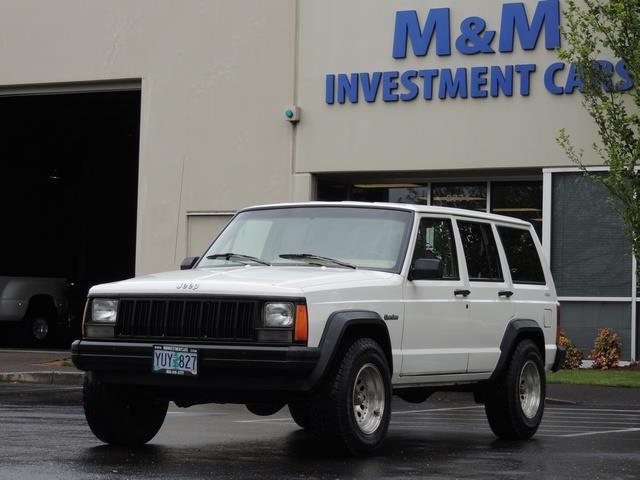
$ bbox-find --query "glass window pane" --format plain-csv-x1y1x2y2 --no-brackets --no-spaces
432,183,487,212
349,186,388,202
412,217,459,280
334,184,430,204
199,207,413,273
316,182,348,201
388,186,429,205
458,221,503,281
551,173,632,297
498,226,545,284
490,181,542,238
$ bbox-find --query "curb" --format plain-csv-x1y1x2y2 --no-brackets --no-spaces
0,371,84,386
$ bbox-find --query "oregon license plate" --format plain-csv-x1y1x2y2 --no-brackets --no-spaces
153,345,198,376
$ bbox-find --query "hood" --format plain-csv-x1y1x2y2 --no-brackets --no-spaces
89,266,396,297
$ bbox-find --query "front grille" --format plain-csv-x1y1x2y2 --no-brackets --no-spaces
116,298,260,341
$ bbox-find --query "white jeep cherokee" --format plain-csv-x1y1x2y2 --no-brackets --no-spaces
72,202,565,455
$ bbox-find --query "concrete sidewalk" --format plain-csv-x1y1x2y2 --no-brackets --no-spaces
0,348,83,385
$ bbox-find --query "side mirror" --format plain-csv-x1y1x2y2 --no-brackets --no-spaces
409,258,443,281
180,256,199,270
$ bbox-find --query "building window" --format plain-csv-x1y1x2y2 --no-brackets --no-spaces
431,183,487,211
315,178,542,234
491,181,542,238
551,173,631,297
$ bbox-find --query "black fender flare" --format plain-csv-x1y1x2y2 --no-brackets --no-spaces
306,310,393,390
489,318,545,381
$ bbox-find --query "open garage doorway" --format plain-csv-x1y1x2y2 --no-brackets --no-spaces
0,87,141,344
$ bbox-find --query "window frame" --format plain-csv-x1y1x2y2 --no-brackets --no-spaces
456,219,505,283
496,225,547,286
409,215,461,281
195,205,416,274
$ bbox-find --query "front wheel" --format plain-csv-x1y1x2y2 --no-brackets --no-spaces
83,373,168,446
484,339,545,439
311,338,391,456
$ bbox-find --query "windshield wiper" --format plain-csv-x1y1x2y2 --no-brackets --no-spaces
279,253,357,269
206,253,271,266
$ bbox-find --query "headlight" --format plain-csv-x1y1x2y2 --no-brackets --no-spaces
92,299,119,323
264,303,294,327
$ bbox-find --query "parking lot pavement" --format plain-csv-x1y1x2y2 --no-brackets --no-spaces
229,401,640,440
1,385,639,480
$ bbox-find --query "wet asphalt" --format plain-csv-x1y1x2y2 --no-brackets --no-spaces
1,384,639,480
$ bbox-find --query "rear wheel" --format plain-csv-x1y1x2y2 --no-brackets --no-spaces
484,339,545,439
309,337,391,456
83,372,168,446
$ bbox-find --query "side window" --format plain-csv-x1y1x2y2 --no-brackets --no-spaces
458,221,503,281
412,217,459,280
498,226,546,284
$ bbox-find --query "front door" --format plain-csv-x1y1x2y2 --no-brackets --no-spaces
401,216,469,375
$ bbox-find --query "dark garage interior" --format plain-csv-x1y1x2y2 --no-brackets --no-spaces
0,89,141,340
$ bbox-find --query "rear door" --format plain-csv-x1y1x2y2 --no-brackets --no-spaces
456,219,514,373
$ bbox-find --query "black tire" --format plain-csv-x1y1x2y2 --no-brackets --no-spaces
23,313,54,346
309,337,392,456
83,372,168,446
288,401,314,429
485,339,546,440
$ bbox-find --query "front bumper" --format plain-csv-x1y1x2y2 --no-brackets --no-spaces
71,339,321,399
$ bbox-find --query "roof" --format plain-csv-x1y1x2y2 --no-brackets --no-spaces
241,201,532,227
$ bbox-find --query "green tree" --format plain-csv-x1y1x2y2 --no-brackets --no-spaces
557,0,640,269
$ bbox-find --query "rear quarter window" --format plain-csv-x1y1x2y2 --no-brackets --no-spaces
497,226,546,285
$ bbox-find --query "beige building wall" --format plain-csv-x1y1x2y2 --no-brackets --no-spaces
295,0,599,173
0,0,297,275
0,0,605,275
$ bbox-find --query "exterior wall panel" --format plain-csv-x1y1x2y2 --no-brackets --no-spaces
0,0,297,274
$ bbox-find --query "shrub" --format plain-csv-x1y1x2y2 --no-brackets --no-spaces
558,331,583,369
590,328,621,370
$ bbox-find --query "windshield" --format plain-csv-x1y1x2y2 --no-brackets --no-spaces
197,207,414,273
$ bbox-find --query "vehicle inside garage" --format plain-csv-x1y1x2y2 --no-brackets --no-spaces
0,89,141,341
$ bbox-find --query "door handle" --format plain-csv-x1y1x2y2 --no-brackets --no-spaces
498,290,514,298
454,289,471,297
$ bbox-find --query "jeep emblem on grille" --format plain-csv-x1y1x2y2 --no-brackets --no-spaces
177,282,199,290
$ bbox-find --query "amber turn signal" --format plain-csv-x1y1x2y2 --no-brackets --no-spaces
294,304,308,343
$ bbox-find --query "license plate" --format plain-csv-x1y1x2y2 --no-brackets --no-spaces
153,345,198,376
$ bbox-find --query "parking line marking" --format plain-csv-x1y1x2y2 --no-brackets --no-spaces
394,406,483,415
561,428,640,438
546,407,640,413
236,417,292,423
167,412,227,417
